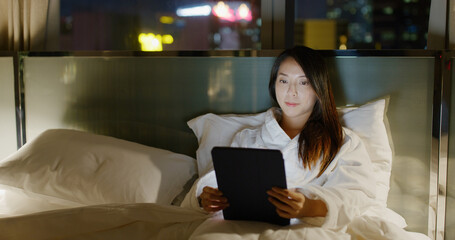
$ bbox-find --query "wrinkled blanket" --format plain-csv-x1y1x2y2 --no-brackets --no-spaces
0,203,430,240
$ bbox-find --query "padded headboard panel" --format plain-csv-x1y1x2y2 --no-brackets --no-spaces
22,54,434,160
23,56,275,157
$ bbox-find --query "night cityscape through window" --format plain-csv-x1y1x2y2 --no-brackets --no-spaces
60,0,430,51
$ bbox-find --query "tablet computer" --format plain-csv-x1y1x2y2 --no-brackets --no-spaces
211,146,289,226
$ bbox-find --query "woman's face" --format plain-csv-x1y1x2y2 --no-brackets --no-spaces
275,57,318,123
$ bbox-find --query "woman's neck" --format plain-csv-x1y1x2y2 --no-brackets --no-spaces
279,115,308,139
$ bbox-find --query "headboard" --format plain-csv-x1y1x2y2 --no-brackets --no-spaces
22,54,275,157
0,54,16,160
20,52,435,159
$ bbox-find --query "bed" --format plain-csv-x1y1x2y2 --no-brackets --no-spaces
0,99,430,240
0,50,445,239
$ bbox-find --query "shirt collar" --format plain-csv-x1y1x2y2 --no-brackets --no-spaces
261,108,299,150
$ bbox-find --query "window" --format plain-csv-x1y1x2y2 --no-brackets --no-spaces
59,0,431,51
294,0,430,49
60,0,261,51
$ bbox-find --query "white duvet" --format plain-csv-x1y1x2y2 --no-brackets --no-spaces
0,156,431,240
0,161,433,240
0,200,429,240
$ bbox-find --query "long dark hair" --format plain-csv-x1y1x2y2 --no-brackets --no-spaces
269,46,343,177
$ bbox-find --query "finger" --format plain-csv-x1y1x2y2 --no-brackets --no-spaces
201,196,229,207
268,197,296,215
267,189,286,199
204,203,229,211
269,188,295,202
203,204,221,212
271,187,290,197
204,198,229,208
203,187,224,196
276,208,293,219
201,193,228,203
202,200,230,212
200,188,227,200
271,187,303,201
285,189,305,202
267,190,299,210
204,205,228,212
267,189,302,210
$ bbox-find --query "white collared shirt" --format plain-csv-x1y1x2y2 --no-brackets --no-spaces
188,108,376,230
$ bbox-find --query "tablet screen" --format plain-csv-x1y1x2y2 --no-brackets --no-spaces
211,146,289,226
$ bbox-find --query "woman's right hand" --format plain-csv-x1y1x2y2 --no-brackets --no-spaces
198,186,229,213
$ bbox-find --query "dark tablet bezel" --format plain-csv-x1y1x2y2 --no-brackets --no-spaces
211,146,289,226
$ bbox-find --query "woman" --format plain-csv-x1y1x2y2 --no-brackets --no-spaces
195,46,376,229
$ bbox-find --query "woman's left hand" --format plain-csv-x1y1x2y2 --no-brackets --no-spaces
267,187,306,219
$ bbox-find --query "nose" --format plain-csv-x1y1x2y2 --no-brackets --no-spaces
287,83,297,97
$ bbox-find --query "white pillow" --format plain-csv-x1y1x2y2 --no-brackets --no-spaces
188,99,393,206
187,112,267,175
338,99,392,206
0,129,197,206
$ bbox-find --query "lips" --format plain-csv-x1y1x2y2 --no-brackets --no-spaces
285,102,299,107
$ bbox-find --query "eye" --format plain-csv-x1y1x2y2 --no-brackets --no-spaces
300,80,309,85
278,79,288,84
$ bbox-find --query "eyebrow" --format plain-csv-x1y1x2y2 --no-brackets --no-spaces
278,73,307,78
